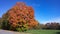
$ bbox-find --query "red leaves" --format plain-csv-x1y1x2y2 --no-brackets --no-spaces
8,2,38,29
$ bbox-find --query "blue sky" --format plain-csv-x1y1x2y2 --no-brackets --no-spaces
0,0,60,24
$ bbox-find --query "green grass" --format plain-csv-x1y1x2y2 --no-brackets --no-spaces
26,30,60,34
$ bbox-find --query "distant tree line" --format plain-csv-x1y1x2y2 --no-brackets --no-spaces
31,22,60,30
40,22,60,30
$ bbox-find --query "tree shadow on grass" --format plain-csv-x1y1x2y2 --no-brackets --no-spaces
56,32,60,34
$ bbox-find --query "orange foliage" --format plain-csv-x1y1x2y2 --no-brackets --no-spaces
8,2,38,29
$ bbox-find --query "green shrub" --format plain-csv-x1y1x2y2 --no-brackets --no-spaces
16,24,28,32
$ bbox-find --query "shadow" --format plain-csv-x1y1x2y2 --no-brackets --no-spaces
56,32,60,34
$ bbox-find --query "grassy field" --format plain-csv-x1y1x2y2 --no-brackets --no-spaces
26,30,60,34
0,29,60,34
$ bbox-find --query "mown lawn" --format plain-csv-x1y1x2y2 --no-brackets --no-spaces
26,30,60,34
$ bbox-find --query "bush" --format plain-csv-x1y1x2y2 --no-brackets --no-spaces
16,24,28,32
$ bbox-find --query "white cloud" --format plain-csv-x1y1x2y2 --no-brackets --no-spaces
42,17,60,24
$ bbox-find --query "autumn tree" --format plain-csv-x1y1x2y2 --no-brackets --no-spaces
1,12,11,30
1,2,38,31
0,18,2,29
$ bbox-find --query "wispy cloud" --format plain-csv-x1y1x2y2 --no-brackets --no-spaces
42,17,60,24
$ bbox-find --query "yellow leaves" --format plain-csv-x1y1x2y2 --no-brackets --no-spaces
22,20,26,24
23,24,28,29
12,23,17,27
19,25,22,27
